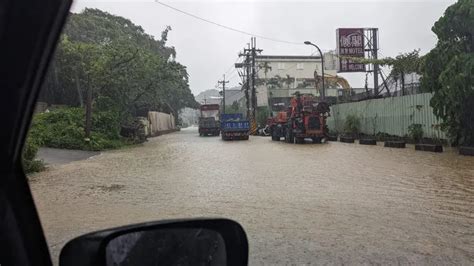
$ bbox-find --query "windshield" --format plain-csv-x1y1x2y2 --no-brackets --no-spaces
25,0,473,265
201,110,219,119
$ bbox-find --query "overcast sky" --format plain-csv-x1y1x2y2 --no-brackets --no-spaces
71,0,455,95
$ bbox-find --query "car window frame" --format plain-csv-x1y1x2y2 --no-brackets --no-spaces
0,0,72,265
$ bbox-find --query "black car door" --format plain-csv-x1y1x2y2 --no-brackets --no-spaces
0,0,72,265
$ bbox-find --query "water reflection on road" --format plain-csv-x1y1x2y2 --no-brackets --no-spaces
30,127,474,265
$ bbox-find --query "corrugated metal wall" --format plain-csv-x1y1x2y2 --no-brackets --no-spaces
148,111,175,135
327,93,446,139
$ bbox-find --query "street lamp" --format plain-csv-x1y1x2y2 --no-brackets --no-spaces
304,41,325,100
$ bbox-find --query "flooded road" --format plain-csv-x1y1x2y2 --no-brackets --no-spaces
30,127,474,265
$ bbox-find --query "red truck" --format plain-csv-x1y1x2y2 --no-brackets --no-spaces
269,92,330,144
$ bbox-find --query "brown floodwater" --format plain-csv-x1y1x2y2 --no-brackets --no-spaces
30,127,474,265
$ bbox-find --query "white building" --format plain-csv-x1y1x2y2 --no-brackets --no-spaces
255,52,339,107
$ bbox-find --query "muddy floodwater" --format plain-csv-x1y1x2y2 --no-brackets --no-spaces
30,127,474,265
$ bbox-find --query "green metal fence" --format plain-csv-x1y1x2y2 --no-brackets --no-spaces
327,93,446,139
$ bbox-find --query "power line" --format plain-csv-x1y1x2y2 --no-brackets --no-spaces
213,57,241,89
224,57,240,75
225,72,240,84
154,0,305,46
225,58,241,76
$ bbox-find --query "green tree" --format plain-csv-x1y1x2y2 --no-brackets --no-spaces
420,0,474,145
256,106,270,126
228,101,240,113
346,49,422,95
258,61,272,79
267,75,283,89
39,9,198,136
284,74,295,89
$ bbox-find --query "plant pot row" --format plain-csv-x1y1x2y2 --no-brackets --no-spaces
328,136,447,153
328,134,474,156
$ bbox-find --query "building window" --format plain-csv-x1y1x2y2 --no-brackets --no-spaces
296,63,304,70
277,63,285,70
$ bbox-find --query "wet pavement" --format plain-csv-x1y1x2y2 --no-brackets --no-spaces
30,127,474,265
37,147,100,165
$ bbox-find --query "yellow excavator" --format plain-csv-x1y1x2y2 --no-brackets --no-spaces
323,74,351,90
313,69,351,89
313,71,352,99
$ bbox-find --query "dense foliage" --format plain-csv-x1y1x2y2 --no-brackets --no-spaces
24,9,199,170
40,9,198,129
29,108,125,151
348,50,423,94
23,135,45,174
256,107,270,126
420,0,474,146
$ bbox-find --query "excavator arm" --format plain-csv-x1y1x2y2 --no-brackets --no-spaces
323,74,351,90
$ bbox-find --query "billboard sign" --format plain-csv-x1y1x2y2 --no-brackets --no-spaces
336,28,365,72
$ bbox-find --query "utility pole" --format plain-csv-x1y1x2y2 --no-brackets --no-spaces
238,44,251,118
218,74,229,114
236,38,262,125
250,37,262,120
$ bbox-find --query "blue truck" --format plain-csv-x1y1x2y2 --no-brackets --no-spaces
220,113,250,140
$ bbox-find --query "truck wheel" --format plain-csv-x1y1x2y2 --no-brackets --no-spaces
271,131,279,141
295,137,304,144
286,130,294,143
312,137,321,144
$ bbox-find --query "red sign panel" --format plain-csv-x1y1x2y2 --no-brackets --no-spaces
336,28,365,72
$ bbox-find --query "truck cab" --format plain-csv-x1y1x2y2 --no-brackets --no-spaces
199,104,220,136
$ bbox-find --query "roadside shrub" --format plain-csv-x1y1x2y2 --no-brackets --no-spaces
29,107,125,151
256,106,270,127
343,114,360,136
408,123,424,143
22,134,45,173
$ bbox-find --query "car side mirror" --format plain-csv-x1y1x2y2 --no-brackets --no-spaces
59,218,248,266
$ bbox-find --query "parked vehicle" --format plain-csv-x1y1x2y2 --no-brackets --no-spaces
270,92,330,144
220,113,250,140
199,104,220,136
